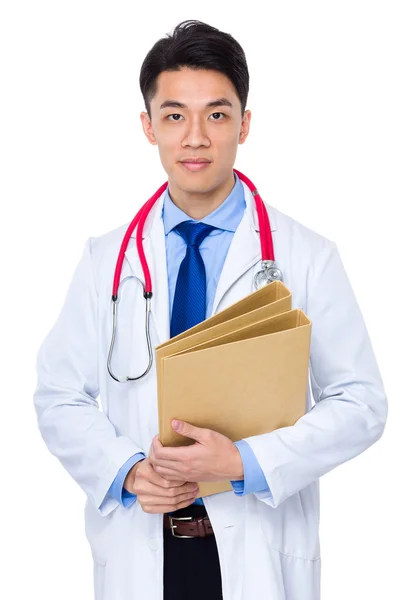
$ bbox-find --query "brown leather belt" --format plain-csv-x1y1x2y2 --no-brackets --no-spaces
163,513,214,538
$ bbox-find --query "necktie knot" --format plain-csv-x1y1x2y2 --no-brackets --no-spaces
175,221,217,248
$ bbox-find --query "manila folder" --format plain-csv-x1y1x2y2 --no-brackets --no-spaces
157,308,312,498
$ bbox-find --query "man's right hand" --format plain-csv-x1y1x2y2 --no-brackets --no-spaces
123,457,200,514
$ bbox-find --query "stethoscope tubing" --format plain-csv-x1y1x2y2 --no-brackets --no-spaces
233,169,274,261
112,181,167,300
111,169,274,300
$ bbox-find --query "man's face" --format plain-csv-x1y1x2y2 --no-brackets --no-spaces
140,68,251,196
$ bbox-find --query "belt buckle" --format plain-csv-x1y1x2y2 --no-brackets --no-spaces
169,515,196,539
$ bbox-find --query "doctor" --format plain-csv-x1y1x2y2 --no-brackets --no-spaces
34,19,388,600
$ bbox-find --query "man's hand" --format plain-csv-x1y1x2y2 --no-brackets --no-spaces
124,457,200,514
149,420,244,482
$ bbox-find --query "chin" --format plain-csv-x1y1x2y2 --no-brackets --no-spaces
172,170,213,188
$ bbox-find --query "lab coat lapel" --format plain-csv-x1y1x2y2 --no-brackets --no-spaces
123,192,170,345
211,181,277,316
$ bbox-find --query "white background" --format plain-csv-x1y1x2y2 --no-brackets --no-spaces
1,1,406,598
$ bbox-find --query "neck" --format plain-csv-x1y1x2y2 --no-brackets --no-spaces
167,171,235,220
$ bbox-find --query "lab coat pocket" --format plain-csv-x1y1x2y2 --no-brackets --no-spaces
84,499,109,567
257,485,320,561
90,546,107,567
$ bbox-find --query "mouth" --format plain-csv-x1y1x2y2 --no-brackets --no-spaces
179,160,212,172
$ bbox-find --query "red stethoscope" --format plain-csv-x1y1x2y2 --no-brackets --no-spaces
107,169,282,383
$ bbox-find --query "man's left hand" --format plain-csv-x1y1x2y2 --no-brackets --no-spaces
149,420,244,482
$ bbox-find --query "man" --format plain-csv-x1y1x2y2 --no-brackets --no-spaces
34,19,388,600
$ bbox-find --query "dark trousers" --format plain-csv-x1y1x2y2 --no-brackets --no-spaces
163,504,223,600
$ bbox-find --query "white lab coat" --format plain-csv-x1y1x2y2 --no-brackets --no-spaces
34,181,387,600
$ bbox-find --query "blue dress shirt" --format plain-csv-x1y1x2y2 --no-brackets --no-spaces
108,172,270,507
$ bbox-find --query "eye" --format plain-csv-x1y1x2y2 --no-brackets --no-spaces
209,112,226,120
167,114,184,121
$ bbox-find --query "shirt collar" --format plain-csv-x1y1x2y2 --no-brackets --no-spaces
162,171,246,235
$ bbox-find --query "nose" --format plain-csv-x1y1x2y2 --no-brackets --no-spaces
181,116,210,148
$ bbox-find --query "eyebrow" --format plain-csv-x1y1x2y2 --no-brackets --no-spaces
159,97,233,111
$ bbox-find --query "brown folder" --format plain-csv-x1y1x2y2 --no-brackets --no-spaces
156,283,312,497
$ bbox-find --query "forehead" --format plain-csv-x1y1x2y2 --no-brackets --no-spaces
152,68,239,109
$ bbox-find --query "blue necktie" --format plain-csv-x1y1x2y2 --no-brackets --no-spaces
170,221,217,338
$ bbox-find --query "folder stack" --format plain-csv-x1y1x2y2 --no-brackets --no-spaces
155,281,312,497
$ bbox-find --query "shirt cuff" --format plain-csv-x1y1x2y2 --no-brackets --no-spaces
230,440,270,496
108,452,146,507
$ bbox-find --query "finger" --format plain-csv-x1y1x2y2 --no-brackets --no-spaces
154,466,187,480
148,468,187,488
152,434,163,449
153,446,188,463
141,496,199,514
152,437,195,463
140,488,198,507
152,481,198,497
172,420,208,442
150,436,167,461
136,478,198,497
150,456,185,471
149,444,158,464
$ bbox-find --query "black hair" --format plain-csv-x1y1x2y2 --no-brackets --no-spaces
139,20,249,118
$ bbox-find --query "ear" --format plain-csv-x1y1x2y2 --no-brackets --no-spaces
239,109,251,144
140,111,157,145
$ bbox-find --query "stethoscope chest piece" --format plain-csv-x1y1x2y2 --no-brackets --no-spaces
254,260,283,290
